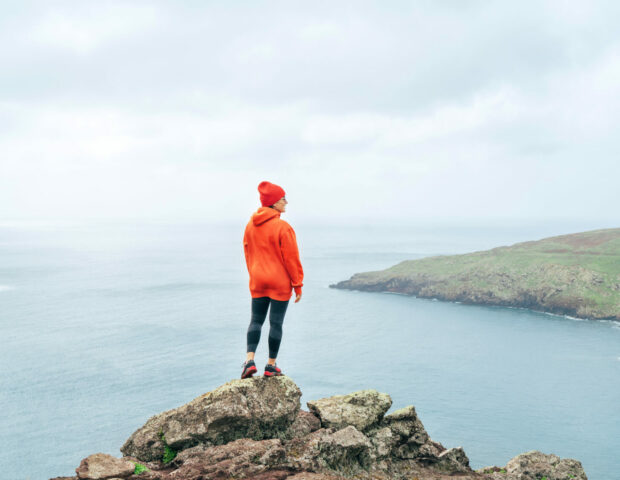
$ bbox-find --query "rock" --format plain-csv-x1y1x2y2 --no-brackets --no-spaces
121,376,301,462
241,472,291,480
505,450,588,480
285,426,373,475
287,409,322,439
434,446,471,473
369,426,399,458
395,437,446,462
366,405,453,465
53,377,589,480
120,423,165,463
307,389,392,432
167,438,286,480
383,405,430,445
75,453,135,479
287,473,344,480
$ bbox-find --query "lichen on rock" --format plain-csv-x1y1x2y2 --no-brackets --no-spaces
121,376,301,461
306,389,392,433
54,377,588,480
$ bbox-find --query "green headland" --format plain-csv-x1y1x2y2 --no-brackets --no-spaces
330,228,620,320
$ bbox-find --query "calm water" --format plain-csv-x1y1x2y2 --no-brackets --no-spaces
1,221,618,480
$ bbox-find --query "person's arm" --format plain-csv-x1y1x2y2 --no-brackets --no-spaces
243,226,251,274
279,223,304,297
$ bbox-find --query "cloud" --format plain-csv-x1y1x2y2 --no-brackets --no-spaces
0,1,619,224
26,4,163,54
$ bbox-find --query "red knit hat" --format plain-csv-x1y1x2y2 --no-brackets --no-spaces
258,181,286,207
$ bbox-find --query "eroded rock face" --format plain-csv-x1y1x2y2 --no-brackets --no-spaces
365,402,464,474
287,409,322,439
285,426,373,475
435,446,471,473
505,450,588,480
75,453,135,479
121,376,301,462
380,405,432,459
307,389,392,432
167,438,286,479
57,378,589,480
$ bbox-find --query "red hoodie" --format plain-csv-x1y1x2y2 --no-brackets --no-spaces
243,207,304,301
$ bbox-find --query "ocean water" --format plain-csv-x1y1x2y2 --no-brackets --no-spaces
1,221,618,480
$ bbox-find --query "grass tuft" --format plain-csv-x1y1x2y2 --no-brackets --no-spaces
133,462,149,474
158,428,177,464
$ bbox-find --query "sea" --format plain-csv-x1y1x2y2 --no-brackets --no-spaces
1,220,618,480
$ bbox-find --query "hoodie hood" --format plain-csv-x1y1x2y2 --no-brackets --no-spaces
252,206,281,226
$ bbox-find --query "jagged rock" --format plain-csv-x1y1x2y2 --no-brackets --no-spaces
121,376,301,462
166,438,285,479
369,426,399,458
75,453,135,479
52,377,589,480
505,450,588,480
434,446,471,473
307,389,392,432
285,425,373,475
395,437,446,462
287,409,322,439
383,405,429,445
365,405,450,466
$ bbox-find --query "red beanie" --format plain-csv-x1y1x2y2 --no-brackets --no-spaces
258,181,286,207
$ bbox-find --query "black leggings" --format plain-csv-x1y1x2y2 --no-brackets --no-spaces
246,296,289,359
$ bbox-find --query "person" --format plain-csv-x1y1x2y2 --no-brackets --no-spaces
241,181,304,378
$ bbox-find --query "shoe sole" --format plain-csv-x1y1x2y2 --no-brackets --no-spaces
241,366,257,379
264,371,284,377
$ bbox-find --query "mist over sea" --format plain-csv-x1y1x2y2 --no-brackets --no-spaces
1,220,618,480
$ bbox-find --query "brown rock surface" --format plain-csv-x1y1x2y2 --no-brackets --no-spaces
285,425,373,475
307,389,392,432
75,453,135,479
505,450,588,480
121,376,301,461
167,438,285,479
53,378,588,480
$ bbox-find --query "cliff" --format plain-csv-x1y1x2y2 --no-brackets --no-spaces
331,228,620,321
50,376,588,480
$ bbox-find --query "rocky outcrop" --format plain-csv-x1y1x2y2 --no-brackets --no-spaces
306,389,392,432
505,450,588,480
52,377,588,480
121,376,301,461
476,450,588,480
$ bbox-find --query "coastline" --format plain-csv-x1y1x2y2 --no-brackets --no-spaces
330,228,620,322
345,287,620,327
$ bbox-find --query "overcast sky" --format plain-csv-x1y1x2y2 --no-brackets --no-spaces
1,0,619,226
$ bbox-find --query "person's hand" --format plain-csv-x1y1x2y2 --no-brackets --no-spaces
294,292,302,303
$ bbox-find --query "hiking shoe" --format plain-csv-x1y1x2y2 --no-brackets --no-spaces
241,360,257,379
264,363,283,377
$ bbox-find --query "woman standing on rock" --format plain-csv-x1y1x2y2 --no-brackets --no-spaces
241,181,304,379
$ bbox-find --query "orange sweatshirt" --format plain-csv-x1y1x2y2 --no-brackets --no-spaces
243,207,304,301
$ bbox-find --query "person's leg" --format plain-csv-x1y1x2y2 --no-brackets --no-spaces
246,297,270,362
267,298,289,364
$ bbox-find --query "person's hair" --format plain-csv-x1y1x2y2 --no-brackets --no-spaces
268,197,286,209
